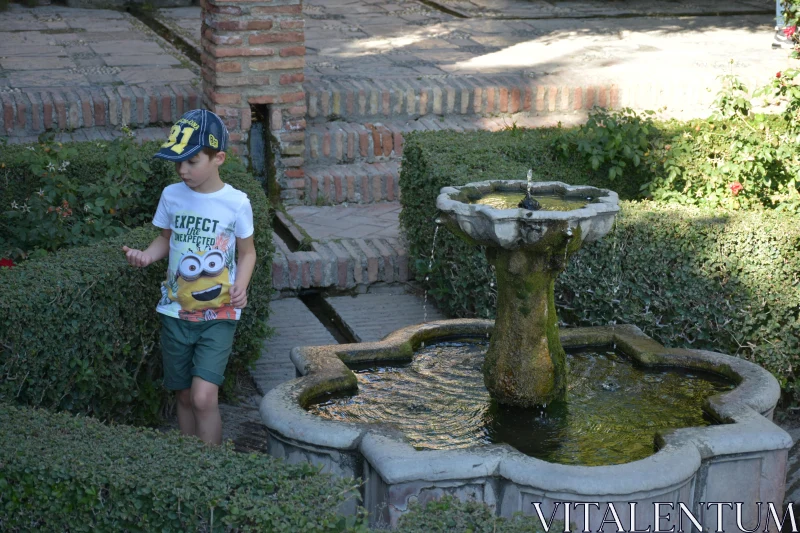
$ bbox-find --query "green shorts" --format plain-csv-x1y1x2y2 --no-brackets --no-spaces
159,314,238,390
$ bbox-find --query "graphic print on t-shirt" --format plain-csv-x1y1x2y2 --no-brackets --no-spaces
153,182,254,322
159,212,237,322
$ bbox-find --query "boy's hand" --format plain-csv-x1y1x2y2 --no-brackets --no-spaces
229,284,248,309
122,246,155,268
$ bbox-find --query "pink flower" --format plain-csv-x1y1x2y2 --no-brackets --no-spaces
0,258,14,269
784,25,797,38
729,182,744,196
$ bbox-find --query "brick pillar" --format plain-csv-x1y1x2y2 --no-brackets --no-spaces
201,0,306,203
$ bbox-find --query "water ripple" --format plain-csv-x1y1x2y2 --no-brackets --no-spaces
307,341,733,466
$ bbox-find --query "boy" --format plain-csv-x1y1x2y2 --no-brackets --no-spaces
122,109,256,445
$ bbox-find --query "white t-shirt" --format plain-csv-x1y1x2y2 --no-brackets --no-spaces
152,182,254,322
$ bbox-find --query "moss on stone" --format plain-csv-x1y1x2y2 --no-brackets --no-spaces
298,372,358,408
482,225,582,407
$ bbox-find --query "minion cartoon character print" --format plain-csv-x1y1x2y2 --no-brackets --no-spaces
160,223,238,321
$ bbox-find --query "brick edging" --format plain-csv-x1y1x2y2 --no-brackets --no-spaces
305,75,621,121
0,84,202,136
304,162,400,205
271,234,409,291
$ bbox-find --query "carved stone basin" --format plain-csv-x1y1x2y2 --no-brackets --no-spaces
435,180,619,250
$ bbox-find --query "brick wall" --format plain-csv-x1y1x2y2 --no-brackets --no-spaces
201,0,306,202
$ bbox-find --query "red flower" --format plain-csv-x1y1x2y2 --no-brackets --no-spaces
784,25,797,38
729,182,744,196
777,71,782,78
0,258,14,269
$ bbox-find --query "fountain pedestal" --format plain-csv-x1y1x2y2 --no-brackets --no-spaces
484,236,579,406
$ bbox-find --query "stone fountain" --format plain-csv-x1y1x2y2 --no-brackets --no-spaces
260,178,792,529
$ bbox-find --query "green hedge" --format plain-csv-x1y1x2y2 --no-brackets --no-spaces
400,130,800,401
397,496,547,532
0,404,364,532
0,139,169,225
0,151,274,424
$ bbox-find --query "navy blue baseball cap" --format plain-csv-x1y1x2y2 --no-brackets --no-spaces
154,109,230,162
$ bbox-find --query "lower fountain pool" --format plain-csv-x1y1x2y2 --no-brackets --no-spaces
307,340,735,466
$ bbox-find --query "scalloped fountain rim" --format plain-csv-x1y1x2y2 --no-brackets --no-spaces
260,321,791,525
435,180,621,248
436,180,620,222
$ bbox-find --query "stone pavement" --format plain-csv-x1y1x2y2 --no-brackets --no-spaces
2,0,795,138
256,289,442,391
421,0,772,20
154,0,800,208
0,5,200,137
287,202,401,240
253,297,336,393
155,0,791,118
326,288,444,341
272,201,409,293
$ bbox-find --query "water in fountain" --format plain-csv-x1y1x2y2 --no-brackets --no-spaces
475,192,593,211
308,339,734,466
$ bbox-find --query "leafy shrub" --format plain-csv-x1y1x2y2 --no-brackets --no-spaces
555,107,663,183
400,132,800,402
0,403,366,532
2,132,160,260
554,73,800,213
0,151,273,424
398,495,550,533
643,76,800,210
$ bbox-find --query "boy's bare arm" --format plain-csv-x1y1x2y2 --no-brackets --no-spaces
229,235,256,309
122,229,172,268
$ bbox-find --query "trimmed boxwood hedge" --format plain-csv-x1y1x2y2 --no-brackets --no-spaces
397,496,548,532
0,403,365,532
0,144,274,424
400,130,800,402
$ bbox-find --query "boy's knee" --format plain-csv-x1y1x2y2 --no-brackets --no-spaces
191,386,219,413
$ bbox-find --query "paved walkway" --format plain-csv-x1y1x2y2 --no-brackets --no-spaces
1,0,796,138
255,298,336,393
326,287,444,341
287,203,401,240
0,5,199,136
157,0,783,86
155,0,791,118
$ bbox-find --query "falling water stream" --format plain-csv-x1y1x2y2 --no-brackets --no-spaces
422,225,440,324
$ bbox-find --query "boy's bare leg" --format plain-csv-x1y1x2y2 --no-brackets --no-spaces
176,388,196,436
190,376,222,445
